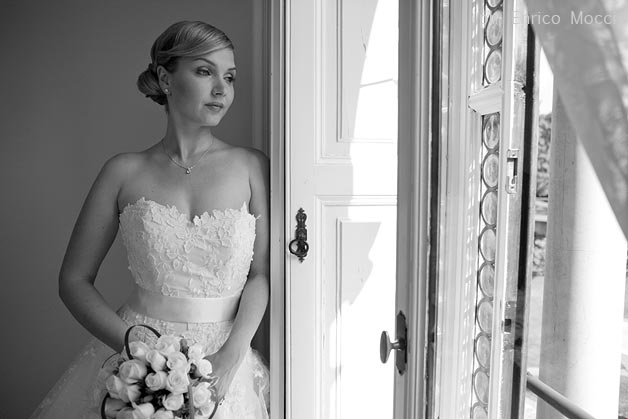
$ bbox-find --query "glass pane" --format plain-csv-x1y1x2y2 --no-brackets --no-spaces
475,333,492,369
484,49,502,84
479,228,496,262
482,153,499,188
471,112,500,417
483,113,500,150
477,298,494,333
485,9,503,47
481,190,498,226
479,263,495,298
473,369,490,404
483,1,503,86
472,403,488,419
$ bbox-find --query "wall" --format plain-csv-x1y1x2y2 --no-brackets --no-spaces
0,0,262,416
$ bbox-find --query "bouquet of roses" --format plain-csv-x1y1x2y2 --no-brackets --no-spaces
100,324,220,419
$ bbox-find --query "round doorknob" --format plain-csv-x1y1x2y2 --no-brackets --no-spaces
380,331,405,364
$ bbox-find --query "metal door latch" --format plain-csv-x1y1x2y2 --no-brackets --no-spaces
506,149,520,194
288,208,309,262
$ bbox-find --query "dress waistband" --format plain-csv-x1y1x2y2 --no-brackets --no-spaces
126,287,240,323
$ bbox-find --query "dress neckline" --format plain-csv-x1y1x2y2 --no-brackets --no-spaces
119,196,251,225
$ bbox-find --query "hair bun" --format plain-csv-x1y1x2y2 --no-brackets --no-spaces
137,65,166,105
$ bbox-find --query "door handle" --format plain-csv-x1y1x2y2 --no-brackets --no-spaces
380,311,407,374
288,208,309,262
380,331,403,363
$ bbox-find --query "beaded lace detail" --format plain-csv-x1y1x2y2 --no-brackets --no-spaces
119,197,257,298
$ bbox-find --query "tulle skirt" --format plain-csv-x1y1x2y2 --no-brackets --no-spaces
29,304,270,419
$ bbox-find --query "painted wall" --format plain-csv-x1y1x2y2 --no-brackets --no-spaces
0,1,263,416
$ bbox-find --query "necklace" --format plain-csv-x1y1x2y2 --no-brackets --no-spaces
161,139,214,174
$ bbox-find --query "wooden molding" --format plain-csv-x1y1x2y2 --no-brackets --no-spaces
269,0,286,418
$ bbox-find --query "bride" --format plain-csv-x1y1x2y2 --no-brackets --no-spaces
30,21,270,418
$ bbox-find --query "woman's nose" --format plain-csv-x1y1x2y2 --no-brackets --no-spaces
212,81,225,97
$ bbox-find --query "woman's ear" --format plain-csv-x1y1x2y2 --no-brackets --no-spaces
156,65,171,93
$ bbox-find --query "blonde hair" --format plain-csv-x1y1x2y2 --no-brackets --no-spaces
137,21,234,106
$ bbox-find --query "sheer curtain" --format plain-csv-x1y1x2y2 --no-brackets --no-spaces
525,0,628,236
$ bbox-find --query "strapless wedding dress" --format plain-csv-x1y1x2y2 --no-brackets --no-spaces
30,197,270,419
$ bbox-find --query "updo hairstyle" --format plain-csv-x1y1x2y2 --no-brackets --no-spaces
137,21,234,106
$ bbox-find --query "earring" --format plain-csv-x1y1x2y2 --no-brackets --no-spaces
164,88,170,95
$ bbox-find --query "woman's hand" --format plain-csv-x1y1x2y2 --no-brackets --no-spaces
206,344,247,404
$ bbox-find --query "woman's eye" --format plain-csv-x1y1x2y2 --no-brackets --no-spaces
225,76,236,84
197,68,211,76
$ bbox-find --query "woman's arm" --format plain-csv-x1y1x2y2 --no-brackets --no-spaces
58,153,133,352
220,148,270,361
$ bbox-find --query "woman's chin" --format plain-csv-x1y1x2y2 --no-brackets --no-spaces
189,115,223,127
204,117,223,127
202,111,225,125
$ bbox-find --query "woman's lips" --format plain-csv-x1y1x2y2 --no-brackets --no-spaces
206,103,224,112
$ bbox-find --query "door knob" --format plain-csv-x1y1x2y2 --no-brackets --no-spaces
380,331,404,363
380,311,407,374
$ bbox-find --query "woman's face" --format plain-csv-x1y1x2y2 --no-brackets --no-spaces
162,48,236,127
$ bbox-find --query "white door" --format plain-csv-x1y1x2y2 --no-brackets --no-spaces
285,0,402,418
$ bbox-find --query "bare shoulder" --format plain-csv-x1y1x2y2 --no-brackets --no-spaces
97,151,145,187
231,146,268,175
215,144,269,177
101,151,141,172
93,152,154,209
243,146,270,168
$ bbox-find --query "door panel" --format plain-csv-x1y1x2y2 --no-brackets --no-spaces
286,1,398,418
322,201,397,419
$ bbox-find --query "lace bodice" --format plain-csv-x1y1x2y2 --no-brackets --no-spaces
119,197,257,299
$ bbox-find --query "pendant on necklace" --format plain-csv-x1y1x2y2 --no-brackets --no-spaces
186,168,191,174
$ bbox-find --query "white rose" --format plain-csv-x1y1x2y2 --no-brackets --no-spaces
187,343,205,362
129,341,151,363
151,409,174,419
191,382,213,407
146,350,167,372
166,352,190,373
106,375,141,403
162,392,184,411
165,369,190,394
106,374,124,398
103,396,127,418
198,400,217,418
118,359,148,384
193,359,213,379
145,371,168,391
130,402,155,419
155,335,180,356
